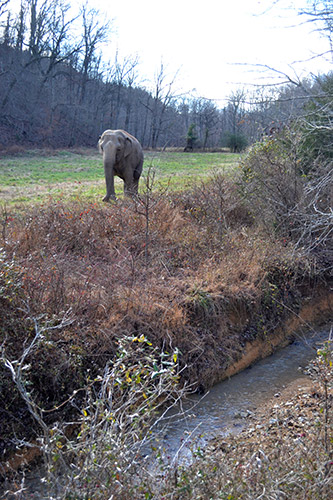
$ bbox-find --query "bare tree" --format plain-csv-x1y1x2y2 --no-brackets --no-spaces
300,0,333,62
14,1,26,51
109,51,139,128
147,62,180,148
40,0,81,82
0,0,9,18
196,98,219,149
222,89,248,151
79,3,110,103
226,89,247,135
1,0,79,108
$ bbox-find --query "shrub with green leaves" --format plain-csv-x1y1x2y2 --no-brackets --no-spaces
223,132,248,153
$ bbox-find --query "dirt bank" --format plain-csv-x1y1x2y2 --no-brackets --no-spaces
221,286,333,381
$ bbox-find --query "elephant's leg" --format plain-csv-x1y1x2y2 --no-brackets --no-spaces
123,172,136,197
132,177,139,195
103,164,116,202
124,162,142,196
123,181,133,197
132,159,142,195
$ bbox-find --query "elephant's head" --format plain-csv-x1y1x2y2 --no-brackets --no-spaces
98,129,133,165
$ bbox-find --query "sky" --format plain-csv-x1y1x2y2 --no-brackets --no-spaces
83,0,332,102
8,0,333,103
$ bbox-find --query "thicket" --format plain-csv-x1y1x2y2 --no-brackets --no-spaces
240,84,333,273
298,73,333,169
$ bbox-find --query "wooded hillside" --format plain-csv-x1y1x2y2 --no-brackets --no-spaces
0,0,328,149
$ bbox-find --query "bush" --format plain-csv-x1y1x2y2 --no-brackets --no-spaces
298,73,333,172
240,129,304,230
174,171,251,243
184,123,198,151
290,160,333,271
239,123,332,272
223,132,248,152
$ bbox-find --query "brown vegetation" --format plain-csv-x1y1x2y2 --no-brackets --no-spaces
1,172,331,465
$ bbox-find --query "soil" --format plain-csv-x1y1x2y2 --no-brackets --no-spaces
208,372,332,467
223,288,333,380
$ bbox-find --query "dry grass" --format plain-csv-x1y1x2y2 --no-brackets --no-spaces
0,176,321,464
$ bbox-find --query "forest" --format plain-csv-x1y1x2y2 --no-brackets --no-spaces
0,0,331,151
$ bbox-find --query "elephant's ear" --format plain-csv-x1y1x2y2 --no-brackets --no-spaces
124,136,132,157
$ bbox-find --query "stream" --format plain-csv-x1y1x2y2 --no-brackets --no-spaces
152,328,331,461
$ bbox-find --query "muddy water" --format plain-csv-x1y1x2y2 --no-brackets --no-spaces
156,329,330,460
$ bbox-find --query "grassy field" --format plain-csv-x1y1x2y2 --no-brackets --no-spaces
0,149,241,204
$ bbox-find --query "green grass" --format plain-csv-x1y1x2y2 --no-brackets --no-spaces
0,149,242,204
144,151,240,191
0,149,101,186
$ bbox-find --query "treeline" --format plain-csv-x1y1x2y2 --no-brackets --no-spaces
0,0,329,149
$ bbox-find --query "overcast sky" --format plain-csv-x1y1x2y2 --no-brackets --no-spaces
87,0,332,100
9,0,333,102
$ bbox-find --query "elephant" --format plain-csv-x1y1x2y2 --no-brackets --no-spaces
98,129,144,201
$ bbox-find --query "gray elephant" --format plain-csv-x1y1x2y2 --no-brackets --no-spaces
98,129,144,201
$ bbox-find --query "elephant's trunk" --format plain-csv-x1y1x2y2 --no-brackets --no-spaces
103,142,116,168
103,142,117,201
